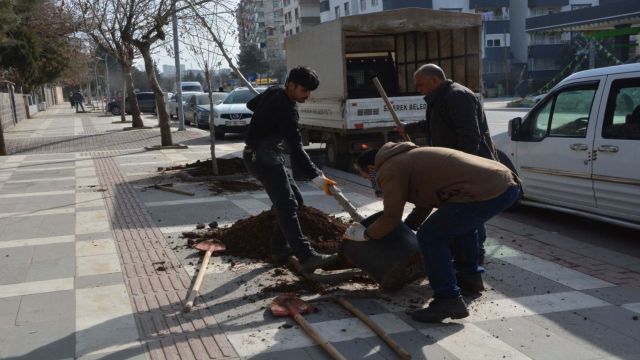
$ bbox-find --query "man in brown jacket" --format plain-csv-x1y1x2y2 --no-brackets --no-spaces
345,142,520,322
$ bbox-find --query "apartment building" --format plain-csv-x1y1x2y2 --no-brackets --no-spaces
236,0,287,76
283,0,321,37
318,0,639,96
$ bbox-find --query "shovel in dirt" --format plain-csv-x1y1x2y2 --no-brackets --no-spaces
183,240,226,312
271,294,346,360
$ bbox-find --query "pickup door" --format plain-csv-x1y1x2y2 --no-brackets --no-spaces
515,77,604,211
592,73,640,223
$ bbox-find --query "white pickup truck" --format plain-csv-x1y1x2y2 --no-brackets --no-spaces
494,63,640,230
285,8,483,169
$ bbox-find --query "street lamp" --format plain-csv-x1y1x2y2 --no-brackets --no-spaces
96,56,110,110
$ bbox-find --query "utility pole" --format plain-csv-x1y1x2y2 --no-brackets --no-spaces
172,4,185,131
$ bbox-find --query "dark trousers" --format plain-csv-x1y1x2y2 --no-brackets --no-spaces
417,185,520,298
243,148,313,260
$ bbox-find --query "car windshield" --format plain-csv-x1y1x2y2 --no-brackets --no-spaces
182,85,201,91
223,89,261,104
196,94,211,105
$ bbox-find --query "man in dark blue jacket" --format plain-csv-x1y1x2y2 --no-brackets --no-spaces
243,66,339,272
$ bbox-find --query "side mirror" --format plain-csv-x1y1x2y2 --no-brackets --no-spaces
509,117,522,141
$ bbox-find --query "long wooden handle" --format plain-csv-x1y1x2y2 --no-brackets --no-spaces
372,77,411,142
330,185,364,222
184,249,212,312
335,297,412,360
291,311,347,360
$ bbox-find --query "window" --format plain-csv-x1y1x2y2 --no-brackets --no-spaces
440,8,462,12
294,8,299,19
296,26,300,33
360,0,366,11
571,4,591,10
603,78,640,140
335,5,340,18
344,2,350,16
371,0,378,6
486,39,501,47
527,84,598,141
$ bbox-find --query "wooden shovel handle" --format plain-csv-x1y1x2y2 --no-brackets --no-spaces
334,297,412,359
290,310,346,360
372,77,411,142
184,249,212,312
330,185,364,222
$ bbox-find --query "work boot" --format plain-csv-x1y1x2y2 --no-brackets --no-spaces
411,296,469,323
300,253,340,273
456,272,485,297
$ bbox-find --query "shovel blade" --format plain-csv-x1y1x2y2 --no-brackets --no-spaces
270,294,315,317
194,241,226,253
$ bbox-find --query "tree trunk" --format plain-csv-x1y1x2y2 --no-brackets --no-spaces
204,62,218,175
0,118,6,156
122,62,144,127
138,43,172,146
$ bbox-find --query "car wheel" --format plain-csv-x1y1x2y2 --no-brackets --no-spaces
214,131,225,140
111,106,121,115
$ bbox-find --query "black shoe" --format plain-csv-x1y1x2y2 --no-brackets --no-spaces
411,296,469,323
300,253,340,272
456,272,485,297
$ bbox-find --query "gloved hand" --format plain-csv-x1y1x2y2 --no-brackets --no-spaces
343,223,368,242
311,174,337,196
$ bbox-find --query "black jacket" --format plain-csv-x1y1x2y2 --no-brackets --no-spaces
406,80,497,160
245,86,319,179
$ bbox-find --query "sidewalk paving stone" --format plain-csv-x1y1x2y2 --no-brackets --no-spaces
1,105,639,359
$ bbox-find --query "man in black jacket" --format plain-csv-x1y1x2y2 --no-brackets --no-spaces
243,66,339,272
402,64,499,292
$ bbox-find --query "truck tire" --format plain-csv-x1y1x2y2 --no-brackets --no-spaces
111,106,121,116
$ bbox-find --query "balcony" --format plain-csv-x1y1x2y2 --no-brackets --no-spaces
528,0,568,7
484,20,510,34
527,0,640,32
470,0,508,9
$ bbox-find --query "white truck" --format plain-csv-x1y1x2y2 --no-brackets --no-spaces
285,8,482,169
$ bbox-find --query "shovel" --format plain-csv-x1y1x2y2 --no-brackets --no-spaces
271,294,346,360
329,185,364,222
183,240,226,312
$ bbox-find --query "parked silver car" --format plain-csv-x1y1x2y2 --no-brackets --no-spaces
184,92,227,128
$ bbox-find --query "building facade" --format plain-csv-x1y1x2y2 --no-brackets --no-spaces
318,0,638,96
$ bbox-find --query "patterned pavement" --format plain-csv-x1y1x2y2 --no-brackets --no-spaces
0,105,639,359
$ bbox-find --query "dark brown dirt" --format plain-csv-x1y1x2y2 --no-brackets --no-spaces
183,206,348,261
159,157,247,176
208,179,262,194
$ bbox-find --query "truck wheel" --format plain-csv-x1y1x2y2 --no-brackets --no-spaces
111,106,121,115
325,136,351,170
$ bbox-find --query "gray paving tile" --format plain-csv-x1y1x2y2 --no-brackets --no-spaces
250,347,316,360
388,329,457,359
32,242,74,262
0,194,75,213
7,168,76,181
0,180,75,194
482,258,573,299
0,214,75,241
16,290,75,325
0,262,29,285
0,319,75,359
332,336,390,359
476,316,607,360
535,307,640,358
23,154,76,162
0,296,20,327
75,273,124,289
76,346,147,360
574,305,640,342
146,200,248,227
0,246,34,265
25,257,75,282
572,246,640,268
584,285,640,306
75,232,114,242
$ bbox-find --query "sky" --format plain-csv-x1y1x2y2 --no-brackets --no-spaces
134,0,241,73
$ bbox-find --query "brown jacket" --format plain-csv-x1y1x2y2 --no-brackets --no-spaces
365,142,519,240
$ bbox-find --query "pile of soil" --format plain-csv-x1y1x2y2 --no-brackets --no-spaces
208,179,262,194
159,158,247,176
183,206,349,261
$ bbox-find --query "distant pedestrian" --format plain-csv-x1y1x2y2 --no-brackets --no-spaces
72,91,85,113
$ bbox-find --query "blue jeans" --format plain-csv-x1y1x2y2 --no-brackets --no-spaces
417,185,520,298
243,148,314,260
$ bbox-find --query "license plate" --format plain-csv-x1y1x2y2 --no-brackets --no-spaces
225,120,246,126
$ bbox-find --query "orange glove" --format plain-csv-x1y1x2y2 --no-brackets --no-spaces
311,174,337,195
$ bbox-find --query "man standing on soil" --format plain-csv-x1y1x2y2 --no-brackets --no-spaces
347,142,520,322
243,66,340,272
401,64,499,276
